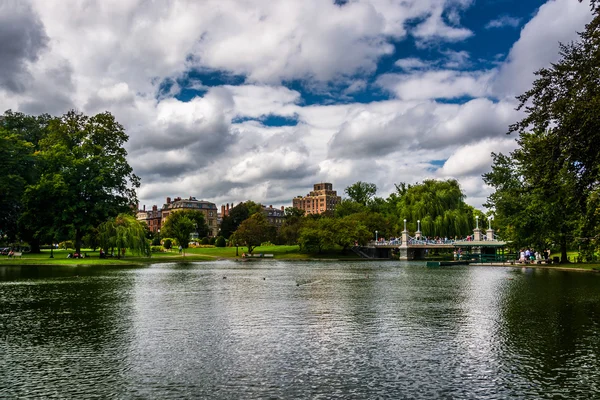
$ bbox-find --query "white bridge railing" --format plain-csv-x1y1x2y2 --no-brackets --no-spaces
371,234,502,246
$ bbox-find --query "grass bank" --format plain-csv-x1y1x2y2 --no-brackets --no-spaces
0,245,361,266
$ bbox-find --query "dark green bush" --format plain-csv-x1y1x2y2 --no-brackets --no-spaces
215,236,226,247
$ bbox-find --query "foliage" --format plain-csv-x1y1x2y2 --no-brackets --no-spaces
201,237,209,245
297,219,332,254
284,207,305,218
161,209,209,253
487,4,600,261
215,236,226,247
391,179,475,238
334,199,369,218
232,213,276,254
344,181,377,206
220,202,251,238
10,110,140,254
163,239,172,250
97,213,150,258
59,240,74,250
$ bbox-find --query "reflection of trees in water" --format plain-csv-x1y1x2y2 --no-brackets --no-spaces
0,266,136,397
499,268,600,395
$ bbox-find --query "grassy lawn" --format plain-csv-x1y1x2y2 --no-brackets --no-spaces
0,245,361,266
3,246,599,269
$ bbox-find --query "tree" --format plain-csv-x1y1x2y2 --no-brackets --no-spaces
328,217,371,254
392,179,474,238
344,181,377,206
219,202,251,238
492,2,600,261
232,213,275,254
161,210,208,254
0,128,34,242
215,236,226,247
284,207,305,219
334,199,368,218
297,219,332,254
0,111,52,247
98,213,150,258
22,111,140,253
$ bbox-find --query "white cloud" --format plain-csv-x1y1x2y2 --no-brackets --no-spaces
395,57,430,70
378,69,494,100
492,0,593,98
0,0,593,212
485,15,522,29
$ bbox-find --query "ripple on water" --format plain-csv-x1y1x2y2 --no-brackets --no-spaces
1,262,599,398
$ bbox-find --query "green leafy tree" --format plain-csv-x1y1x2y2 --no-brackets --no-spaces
215,236,226,247
22,111,140,253
344,181,377,206
489,2,600,261
392,179,474,238
163,239,172,251
327,217,371,254
98,213,150,258
232,213,275,254
162,210,208,254
0,111,52,248
0,129,35,242
220,202,251,238
334,199,368,218
284,207,305,219
297,219,332,254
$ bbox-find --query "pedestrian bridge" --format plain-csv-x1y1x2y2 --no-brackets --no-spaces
354,231,507,260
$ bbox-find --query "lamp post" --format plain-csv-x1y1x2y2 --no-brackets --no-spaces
403,219,407,232
417,220,421,232
476,215,479,229
375,230,378,241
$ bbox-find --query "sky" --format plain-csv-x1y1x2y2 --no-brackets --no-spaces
0,0,594,211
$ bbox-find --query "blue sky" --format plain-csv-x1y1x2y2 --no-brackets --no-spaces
0,0,594,210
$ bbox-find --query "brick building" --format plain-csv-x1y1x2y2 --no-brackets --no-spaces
137,196,218,237
292,183,341,215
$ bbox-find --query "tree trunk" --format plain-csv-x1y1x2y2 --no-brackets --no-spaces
560,234,568,263
30,238,41,253
75,228,82,254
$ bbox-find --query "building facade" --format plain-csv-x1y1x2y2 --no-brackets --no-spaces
292,183,341,215
162,196,219,237
137,196,218,237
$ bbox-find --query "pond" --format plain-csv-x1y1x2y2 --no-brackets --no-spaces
1,261,599,398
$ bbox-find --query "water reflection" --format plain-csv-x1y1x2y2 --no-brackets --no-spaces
1,262,599,398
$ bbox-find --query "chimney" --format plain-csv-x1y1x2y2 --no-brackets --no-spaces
281,206,284,211
269,205,272,209
221,205,225,215
153,205,157,211
143,205,146,211
226,203,230,211
166,197,171,204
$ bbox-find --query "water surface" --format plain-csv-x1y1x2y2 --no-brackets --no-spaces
1,261,599,398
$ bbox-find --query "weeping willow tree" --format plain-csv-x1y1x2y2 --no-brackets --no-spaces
392,179,482,238
98,213,150,258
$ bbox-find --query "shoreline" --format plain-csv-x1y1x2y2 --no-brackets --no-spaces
1,257,598,272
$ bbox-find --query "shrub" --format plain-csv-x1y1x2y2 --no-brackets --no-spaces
151,246,163,253
209,237,216,245
201,237,209,245
163,239,172,250
59,241,74,250
151,237,161,246
215,236,226,247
